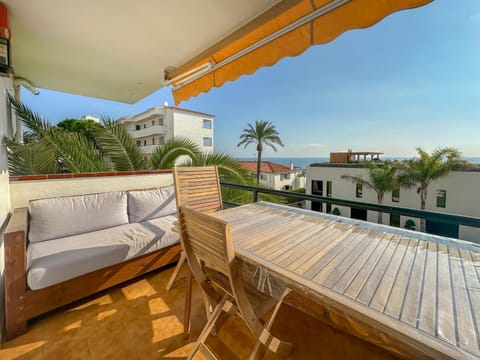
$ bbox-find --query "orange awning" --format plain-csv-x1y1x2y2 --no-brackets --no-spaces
167,0,432,104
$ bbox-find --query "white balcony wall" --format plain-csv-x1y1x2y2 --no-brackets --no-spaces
130,125,166,139
0,171,10,229
9,173,173,209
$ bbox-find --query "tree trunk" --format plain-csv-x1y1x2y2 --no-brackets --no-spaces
377,193,383,224
256,150,262,184
420,188,427,232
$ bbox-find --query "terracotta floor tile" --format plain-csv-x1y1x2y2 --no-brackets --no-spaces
0,341,45,360
1,266,399,360
136,332,187,359
42,332,91,360
121,279,158,300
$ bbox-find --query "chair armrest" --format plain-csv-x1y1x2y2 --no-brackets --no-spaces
4,207,28,294
5,207,28,236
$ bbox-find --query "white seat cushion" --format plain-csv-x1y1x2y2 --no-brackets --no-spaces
127,186,177,222
28,191,129,243
26,215,179,290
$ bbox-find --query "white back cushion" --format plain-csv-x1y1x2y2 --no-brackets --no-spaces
128,186,177,222
29,191,129,243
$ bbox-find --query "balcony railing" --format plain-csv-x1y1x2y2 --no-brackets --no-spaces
220,182,480,229
130,125,166,138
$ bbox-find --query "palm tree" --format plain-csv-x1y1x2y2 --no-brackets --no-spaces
401,147,472,232
341,161,402,224
4,97,253,188
6,96,110,174
237,120,284,183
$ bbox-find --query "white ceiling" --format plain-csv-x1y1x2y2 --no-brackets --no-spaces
5,0,280,103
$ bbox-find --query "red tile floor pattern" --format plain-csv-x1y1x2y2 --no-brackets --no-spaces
1,265,398,359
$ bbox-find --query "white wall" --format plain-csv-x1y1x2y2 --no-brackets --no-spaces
171,109,214,154
259,171,305,190
9,173,173,208
306,165,480,242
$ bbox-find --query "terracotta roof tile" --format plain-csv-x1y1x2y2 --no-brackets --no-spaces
238,161,292,174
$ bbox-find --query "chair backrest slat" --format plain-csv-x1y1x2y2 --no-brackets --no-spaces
179,206,233,275
173,166,222,213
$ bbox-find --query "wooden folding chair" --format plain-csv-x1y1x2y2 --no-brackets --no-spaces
179,205,292,360
166,166,223,291
166,166,224,338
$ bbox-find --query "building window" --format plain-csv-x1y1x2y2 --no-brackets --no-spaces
356,183,363,198
143,124,147,128
280,173,291,181
260,174,266,180
203,119,212,129
283,185,291,191
159,136,164,145
311,180,323,196
203,137,212,146
436,190,446,208
136,140,141,147
135,124,141,131
327,181,332,197
392,188,400,202
152,120,155,126
143,140,147,146
390,213,400,227
152,138,155,145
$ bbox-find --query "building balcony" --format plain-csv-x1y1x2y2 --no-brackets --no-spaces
130,125,166,139
140,144,160,154
1,173,480,359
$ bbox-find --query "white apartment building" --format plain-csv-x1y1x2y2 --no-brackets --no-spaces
306,163,480,243
239,161,306,190
116,105,214,156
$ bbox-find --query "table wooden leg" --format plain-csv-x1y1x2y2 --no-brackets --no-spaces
184,268,193,339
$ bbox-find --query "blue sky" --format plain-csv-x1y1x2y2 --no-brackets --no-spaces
21,0,480,158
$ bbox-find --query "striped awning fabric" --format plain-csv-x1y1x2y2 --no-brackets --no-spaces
168,0,432,104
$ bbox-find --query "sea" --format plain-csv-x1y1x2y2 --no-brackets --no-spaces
237,157,480,170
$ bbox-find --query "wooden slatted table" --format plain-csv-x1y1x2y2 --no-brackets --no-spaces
214,202,480,359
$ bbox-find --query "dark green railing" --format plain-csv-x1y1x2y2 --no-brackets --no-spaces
220,182,480,228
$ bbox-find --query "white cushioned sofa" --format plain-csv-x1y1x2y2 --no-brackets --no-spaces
4,186,181,339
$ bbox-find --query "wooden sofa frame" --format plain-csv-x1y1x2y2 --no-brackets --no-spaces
4,207,181,340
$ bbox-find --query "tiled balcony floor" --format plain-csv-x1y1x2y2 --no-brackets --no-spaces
1,265,398,359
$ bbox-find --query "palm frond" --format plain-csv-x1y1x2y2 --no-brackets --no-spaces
4,137,58,175
150,137,200,169
92,118,147,171
47,130,111,173
190,152,250,183
237,120,284,151
9,95,52,136
341,174,374,190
